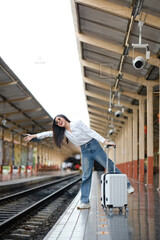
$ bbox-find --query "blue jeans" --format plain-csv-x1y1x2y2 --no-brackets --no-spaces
80,138,131,204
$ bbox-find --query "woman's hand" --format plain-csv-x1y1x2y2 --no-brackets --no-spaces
104,139,116,146
24,134,36,143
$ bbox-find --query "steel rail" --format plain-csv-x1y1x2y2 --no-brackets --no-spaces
0,176,81,231
0,173,80,203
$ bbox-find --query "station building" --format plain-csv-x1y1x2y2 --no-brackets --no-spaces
0,1,160,239
0,0,159,188
0,57,80,174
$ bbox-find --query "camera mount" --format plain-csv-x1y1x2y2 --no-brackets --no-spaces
132,21,150,69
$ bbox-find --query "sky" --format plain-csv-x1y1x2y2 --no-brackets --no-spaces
0,0,89,125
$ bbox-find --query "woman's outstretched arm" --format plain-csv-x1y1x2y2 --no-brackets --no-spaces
24,131,53,143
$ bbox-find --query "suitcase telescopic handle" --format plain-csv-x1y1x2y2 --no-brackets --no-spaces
106,144,116,174
106,145,116,148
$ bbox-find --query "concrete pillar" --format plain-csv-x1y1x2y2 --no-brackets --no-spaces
0,128,4,174
122,127,125,173
17,165,21,174
35,164,38,173
128,116,133,179
125,121,128,174
147,86,154,185
24,166,27,174
116,130,122,172
139,99,145,182
119,130,123,172
116,134,119,166
133,108,138,180
9,165,13,174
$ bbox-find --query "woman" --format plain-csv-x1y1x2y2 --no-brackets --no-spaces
24,114,134,210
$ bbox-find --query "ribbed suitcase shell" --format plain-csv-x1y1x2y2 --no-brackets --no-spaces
101,145,127,209
105,174,127,208
101,173,105,207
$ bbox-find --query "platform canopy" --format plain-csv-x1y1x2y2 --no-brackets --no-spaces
0,57,79,156
71,0,159,145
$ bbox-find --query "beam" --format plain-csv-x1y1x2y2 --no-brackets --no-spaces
75,0,132,19
0,116,29,133
84,77,146,100
136,11,160,30
87,100,132,117
0,108,42,117
75,0,160,30
90,115,107,126
14,116,49,124
90,126,104,135
88,107,127,123
90,115,123,127
85,90,138,110
21,121,52,130
0,81,17,87
90,119,106,128
91,124,119,137
90,121,121,133
77,33,160,69
0,97,32,104
82,59,158,86
90,123,106,131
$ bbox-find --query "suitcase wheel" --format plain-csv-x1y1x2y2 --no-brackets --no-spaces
108,208,113,216
124,204,129,212
125,207,129,212
119,207,123,212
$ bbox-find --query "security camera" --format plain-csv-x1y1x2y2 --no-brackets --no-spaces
132,56,145,70
115,110,122,118
131,21,150,70
109,129,114,135
2,119,6,126
108,107,112,113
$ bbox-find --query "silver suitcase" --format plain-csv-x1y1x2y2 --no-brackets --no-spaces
101,145,128,211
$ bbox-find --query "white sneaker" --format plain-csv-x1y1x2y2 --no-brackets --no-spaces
127,186,135,194
77,202,91,210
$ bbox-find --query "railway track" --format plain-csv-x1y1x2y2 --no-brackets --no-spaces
0,174,81,239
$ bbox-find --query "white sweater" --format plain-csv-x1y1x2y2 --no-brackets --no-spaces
37,120,105,146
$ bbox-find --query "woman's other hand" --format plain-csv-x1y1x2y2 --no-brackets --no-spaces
24,134,36,143
104,139,116,146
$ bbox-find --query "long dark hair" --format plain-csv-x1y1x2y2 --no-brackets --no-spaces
52,114,71,148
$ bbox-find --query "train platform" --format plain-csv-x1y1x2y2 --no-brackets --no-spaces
0,170,78,193
44,171,160,240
